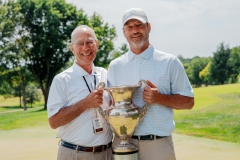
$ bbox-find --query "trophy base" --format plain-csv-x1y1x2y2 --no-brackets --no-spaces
112,140,138,160
113,150,138,160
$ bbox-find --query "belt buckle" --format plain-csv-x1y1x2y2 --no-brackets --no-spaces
154,135,156,140
150,135,156,140
150,135,153,140
58,140,62,146
92,147,95,154
75,145,79,153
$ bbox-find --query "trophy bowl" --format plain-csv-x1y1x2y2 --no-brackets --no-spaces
97,80,148,160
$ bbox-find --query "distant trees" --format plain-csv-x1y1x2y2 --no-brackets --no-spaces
0,67,35,110
199,62,211,86
25,83,42,108
228,46,240,83
179,43,240,87
111,44,129,61
187,57,211,87
210,43,231,84
0,81,14,99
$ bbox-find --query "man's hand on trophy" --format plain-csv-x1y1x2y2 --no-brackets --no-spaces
84,88,104,108
143,80,159,104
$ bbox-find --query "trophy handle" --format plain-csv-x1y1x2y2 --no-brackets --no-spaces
96,82,114,123
97,82,115,107
138,80,149,121
97,81,106,89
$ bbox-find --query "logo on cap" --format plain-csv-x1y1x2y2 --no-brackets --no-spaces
130,10,135,15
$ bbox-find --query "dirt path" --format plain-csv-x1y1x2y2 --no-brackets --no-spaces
173,134,240,160
0,126,239,160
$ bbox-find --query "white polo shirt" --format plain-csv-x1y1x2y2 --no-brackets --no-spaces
47,61,112,146
107,45,194,136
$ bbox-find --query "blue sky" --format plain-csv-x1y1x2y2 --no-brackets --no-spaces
66,0,240,58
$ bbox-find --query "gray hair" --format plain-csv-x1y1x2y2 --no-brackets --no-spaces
70,25,97,43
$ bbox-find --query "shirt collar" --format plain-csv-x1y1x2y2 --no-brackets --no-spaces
73,61,98,76
128,45,154,61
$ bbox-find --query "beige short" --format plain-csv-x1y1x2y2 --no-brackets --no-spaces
57,145,112,160
113,135,176,160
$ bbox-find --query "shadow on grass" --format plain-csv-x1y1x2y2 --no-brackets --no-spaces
0,105,22,110
32,108,47,112
0,104,45,114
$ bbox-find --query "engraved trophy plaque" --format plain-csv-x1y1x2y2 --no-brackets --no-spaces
97,80,148,160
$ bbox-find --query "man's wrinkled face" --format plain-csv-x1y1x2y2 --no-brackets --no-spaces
70,28,98,67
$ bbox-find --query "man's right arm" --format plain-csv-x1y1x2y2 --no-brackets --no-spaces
48,88,104,129
49,99,87,129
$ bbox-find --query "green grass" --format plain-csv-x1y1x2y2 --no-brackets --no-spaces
174,83,240,143
0,83,240,143
0,96,44,112
0,96,20,112
0,97,48,130
0,108,48,130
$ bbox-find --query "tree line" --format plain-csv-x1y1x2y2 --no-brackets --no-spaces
179,43,240,87
1,0,239,110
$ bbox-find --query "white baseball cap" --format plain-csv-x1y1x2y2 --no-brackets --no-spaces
122,8,148,25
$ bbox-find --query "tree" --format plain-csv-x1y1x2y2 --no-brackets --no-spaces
0,67,34,109
228,46,240,83
1,0,118,109
25,83,42,107
187,57,211,87
89,12,117,68
0,81,14,99
109,44,128,65
199,62,211,86
210,42,231,84
0,0,36,110
178,55,192,64
17,0,83,109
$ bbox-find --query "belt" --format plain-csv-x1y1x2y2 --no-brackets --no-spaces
60,140,112,153
132,135,166,140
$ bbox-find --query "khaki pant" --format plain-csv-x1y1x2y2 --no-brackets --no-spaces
57,145,112,160
113,135,176,160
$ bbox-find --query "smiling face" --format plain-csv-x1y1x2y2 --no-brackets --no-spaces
123,19,151,54
70,26,98,73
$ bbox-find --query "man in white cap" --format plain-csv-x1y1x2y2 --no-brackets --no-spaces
107,8,194,160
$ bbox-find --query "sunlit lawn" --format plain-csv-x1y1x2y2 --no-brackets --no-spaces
0,96,47,130
0,96,44,112
0,83,240,143
174,83,240,143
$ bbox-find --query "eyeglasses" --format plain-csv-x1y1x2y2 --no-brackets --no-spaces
73,41,95,48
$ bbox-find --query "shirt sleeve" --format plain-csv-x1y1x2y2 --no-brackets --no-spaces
47,76,67,118
170,57,194,97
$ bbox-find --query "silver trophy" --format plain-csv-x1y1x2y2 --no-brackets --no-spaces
97,80,148,160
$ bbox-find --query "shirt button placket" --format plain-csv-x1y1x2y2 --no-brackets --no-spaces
136,56,141,82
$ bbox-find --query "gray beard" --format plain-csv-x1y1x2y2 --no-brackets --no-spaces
130,40,145,49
